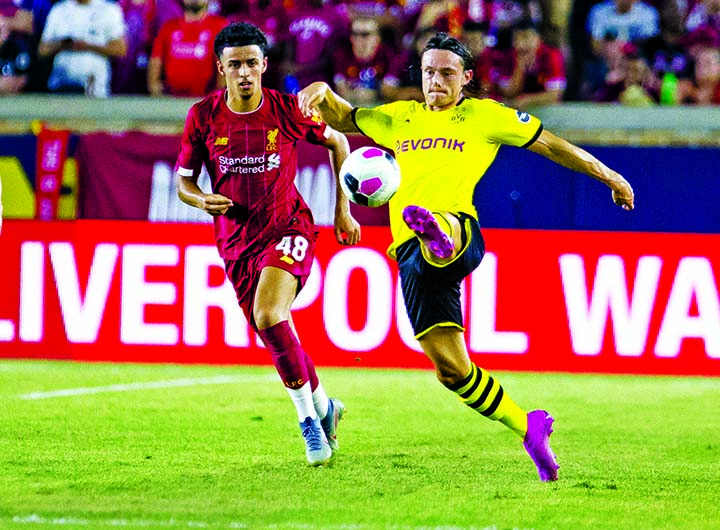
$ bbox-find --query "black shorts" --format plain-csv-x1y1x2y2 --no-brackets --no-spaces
396,213,485,338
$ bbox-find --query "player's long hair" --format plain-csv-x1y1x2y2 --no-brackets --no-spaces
419,32,484,96
214,22,268,59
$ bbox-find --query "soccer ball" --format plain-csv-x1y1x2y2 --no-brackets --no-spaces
339,146,401,207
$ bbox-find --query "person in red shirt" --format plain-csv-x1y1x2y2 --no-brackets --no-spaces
498,18,566,109
148,0,227,96
175,22,360,467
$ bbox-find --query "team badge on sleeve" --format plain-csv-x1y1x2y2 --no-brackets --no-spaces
516,111,531,123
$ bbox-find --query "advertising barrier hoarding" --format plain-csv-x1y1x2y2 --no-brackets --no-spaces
1,220,718,376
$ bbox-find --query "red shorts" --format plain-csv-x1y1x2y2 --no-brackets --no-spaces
224,226,318,330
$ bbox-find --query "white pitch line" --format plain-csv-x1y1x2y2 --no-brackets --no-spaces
19,374,278,400
7,515,516,530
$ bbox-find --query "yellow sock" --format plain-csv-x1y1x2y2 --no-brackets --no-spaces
447,363,528,438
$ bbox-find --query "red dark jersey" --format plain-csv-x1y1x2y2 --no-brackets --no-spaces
175,88,330,260
150,14,228,97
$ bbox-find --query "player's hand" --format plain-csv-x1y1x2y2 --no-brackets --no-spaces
334,210,361,246
612,179,634,211
202,193,233,216
298,82,329,118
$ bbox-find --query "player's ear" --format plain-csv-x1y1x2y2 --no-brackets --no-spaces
463,68,473,87
217,59,224,76
262,56,268,74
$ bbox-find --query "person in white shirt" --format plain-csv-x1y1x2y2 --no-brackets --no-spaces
38,0,127,97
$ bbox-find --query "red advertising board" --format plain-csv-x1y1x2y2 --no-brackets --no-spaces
0,220,718,376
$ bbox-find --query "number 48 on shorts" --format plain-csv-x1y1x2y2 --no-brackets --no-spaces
275,235,309,262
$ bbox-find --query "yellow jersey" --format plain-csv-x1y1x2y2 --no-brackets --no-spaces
352,97,542,259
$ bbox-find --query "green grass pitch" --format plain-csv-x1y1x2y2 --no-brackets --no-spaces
0,360,718,530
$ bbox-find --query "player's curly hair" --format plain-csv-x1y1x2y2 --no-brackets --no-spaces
214,22,268,59
420,32,484,95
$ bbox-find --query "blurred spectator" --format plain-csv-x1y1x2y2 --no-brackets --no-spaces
148,0,227,97
154,0,183,28
592,43,660,105
386,24,434,102
25,0,62,37
578,0,660,100
38,0,127,97
112,0,155,94
282,0,349,93
333,0,406,51
566,0,604,100
587,0,660,51
412,0,466,38
679,24,720,56
220,0,287,91
646,0,684,45
332,0,402,19
0,0,33,36
497,18,566,109
331,15,399,105
463,19,506,99
638,1,689,94
0,14,32,93
677,45,720,103
686,0,720,34
463,0,543,49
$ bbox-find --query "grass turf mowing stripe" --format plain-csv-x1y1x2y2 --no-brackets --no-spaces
19,374,278,400
3,361,719,530
7,514,518,530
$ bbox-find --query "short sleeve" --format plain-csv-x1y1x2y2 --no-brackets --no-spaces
40,6,61,42
106,4,127,41
285,95,329,145
482,100,543,148
175,105,207,178
352,101,407,148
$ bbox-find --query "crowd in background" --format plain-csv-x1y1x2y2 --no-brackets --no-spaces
0,0,718,106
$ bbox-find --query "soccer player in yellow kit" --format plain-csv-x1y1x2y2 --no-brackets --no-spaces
299,33,634,481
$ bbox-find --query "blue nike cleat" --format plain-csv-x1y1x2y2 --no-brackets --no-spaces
299,416,332,466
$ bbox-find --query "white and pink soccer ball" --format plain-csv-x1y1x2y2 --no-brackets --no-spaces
339,146,401,207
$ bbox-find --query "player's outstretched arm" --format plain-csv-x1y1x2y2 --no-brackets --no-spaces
298,82,359,134
176,175,233,216
324,128,361,246
527,129,635,210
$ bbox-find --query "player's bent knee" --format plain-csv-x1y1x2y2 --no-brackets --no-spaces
435,366,467,389
253,308,288,331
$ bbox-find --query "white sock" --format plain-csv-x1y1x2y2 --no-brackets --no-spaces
312,383,329,419
286,382,316,422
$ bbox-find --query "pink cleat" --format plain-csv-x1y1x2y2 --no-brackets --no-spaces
402,205,454,259
523,410,559,482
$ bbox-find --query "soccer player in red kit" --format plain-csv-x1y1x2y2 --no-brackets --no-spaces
175,22,361,467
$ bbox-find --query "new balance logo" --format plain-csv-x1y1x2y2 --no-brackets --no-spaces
214,137,228,145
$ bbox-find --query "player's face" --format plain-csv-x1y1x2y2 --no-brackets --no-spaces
421,49,473,111
218,45,267,107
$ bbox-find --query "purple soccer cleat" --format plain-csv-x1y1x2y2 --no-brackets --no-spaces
402,205,455,259
523,410,559,482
